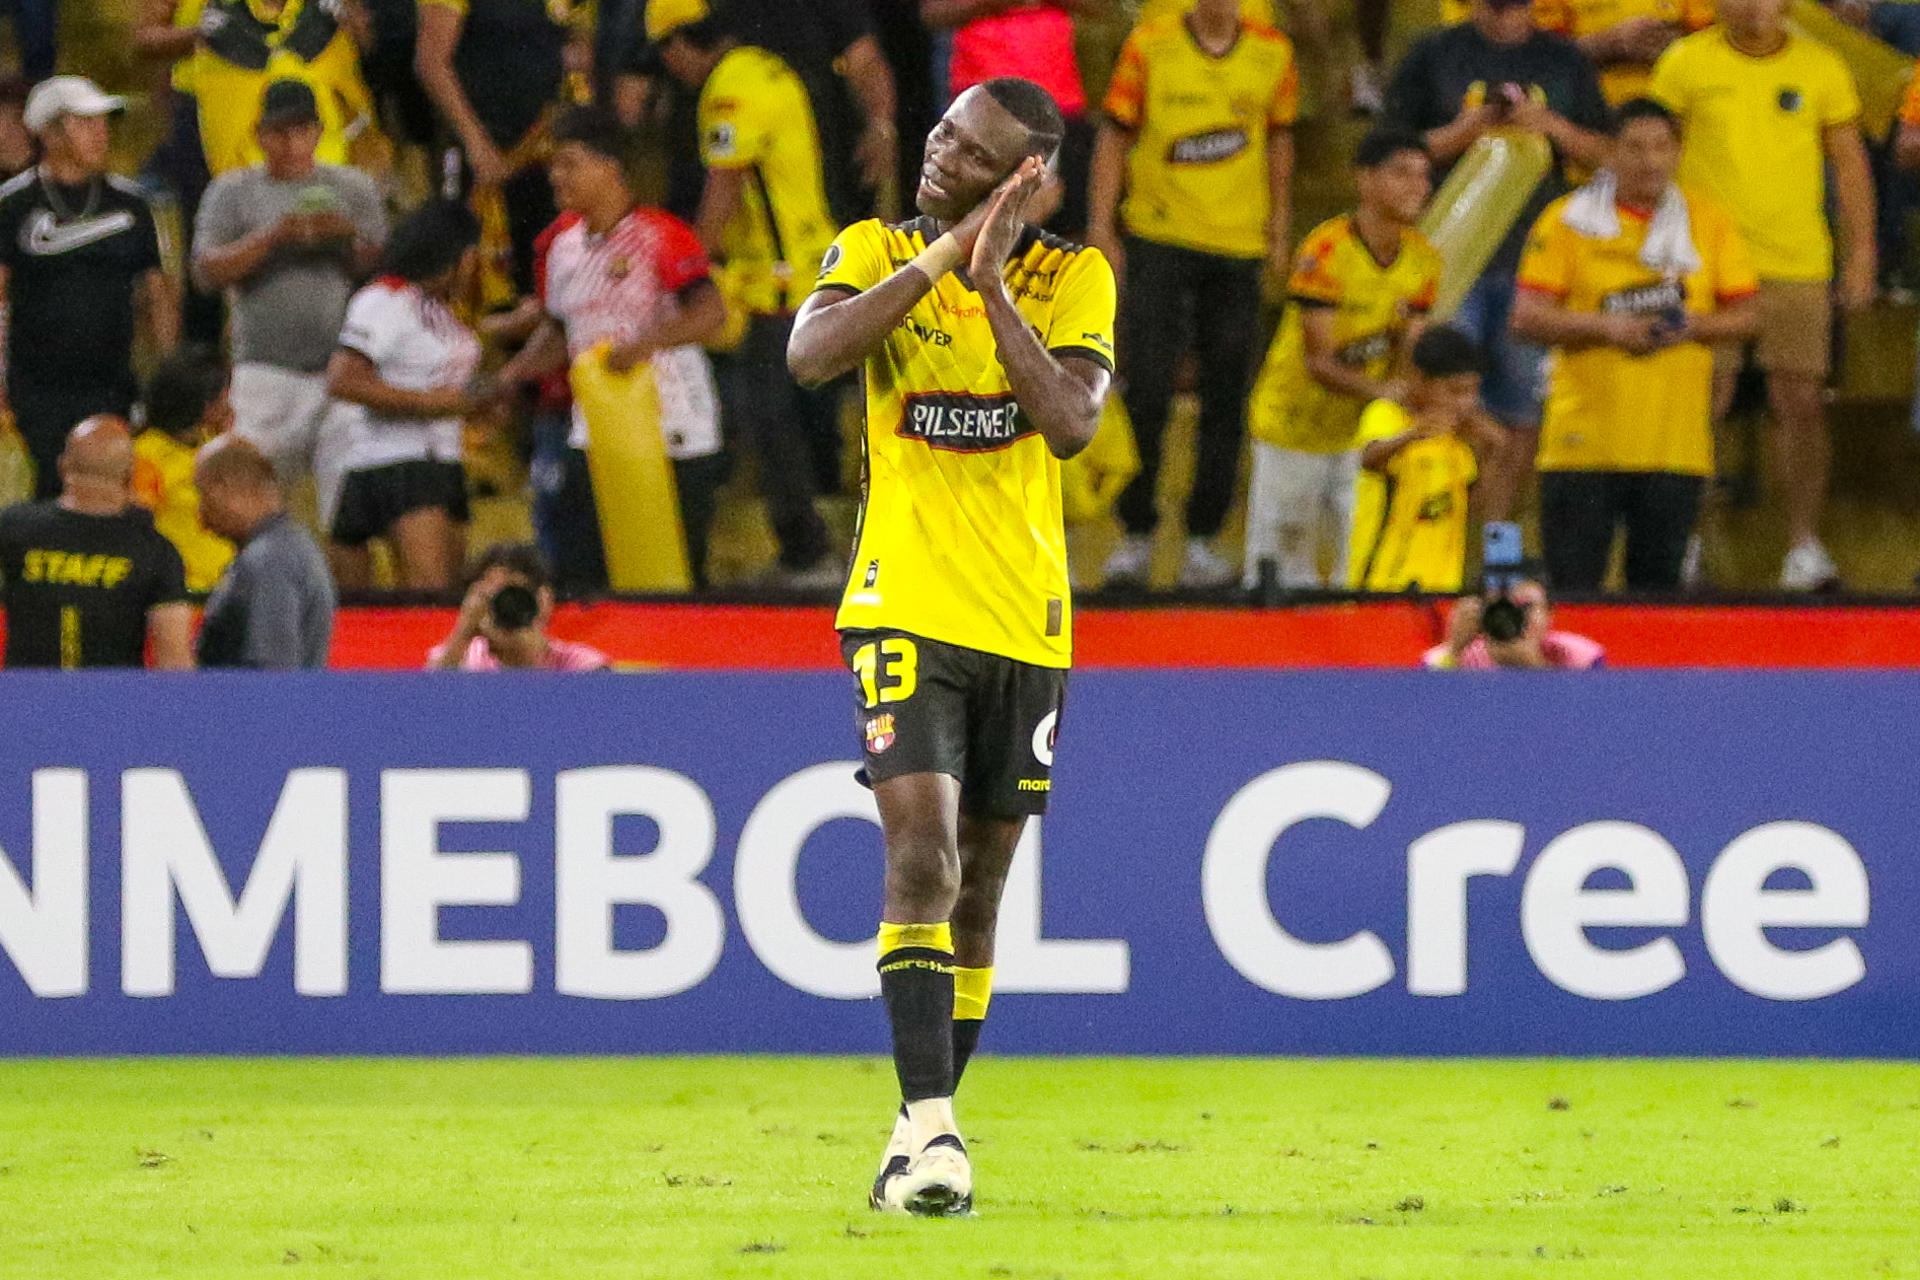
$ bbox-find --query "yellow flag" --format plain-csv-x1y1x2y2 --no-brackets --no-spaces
568,344,691,592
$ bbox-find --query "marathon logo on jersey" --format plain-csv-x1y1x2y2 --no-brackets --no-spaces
1600,280,1686,316
1336,332,1393,366
898,392,1032,452
1167,128,1249,166
865,713,897,755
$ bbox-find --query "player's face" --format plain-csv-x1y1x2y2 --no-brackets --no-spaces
1613,118,1681,202
917,87,1035,222
1358,149,1431,226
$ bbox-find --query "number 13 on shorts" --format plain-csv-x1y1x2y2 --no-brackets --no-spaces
851,636,918,707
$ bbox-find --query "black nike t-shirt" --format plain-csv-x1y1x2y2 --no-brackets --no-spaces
0,170,162,393
0,501,188,668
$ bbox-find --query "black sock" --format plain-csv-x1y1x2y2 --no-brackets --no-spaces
877,926,954,1102
951,1018,984,1091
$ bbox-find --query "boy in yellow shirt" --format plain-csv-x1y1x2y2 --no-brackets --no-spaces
1351,327,1509,592
132,347,236,592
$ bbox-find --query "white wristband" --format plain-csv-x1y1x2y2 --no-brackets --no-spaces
908,232,964,283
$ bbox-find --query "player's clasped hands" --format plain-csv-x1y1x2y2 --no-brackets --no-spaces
963,156,1047,285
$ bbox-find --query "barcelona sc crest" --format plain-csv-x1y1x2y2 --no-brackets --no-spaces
865,713,897,755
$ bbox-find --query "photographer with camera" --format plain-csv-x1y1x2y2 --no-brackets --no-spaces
1425,523,1604,670
427,542,610,672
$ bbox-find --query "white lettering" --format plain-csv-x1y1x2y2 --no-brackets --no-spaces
1522,822,1687,1000
1702,822,1869,1001
380,769,531,995
554,767,724,999
1406,820,1525,997
121,769,347,997
1202,762,1395,999
993,823,1130,994
0,770,88,998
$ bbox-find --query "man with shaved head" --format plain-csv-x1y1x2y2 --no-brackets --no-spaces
789,75,1115,1218
193,433,334,669
0,415,193,667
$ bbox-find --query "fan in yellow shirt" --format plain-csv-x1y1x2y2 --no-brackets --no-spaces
1243,128,1439,589
1512,97,1759,591
1350,327,1507,593
131,350,235,592
1650,0,1874,590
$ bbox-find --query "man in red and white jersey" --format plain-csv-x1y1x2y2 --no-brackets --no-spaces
500,106,728,588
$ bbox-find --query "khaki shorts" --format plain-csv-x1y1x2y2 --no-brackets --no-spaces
1753,278,1833,379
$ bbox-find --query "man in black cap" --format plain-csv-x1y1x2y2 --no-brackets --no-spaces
194,78,387,532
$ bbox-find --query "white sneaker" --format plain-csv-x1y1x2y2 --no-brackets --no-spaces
868,1106,911,1211
883,1134,973,1217
1680,533,1706,592
1780,540,1840,592
1179,537,1237,589
1102,534,1152,588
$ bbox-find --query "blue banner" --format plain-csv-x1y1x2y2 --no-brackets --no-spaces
0,671,1911,1057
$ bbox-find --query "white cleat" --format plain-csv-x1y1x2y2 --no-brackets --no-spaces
1780,540,1840,592
884,1134,973,1217
868,1106,912,1211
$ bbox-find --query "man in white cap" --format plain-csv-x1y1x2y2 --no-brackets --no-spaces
0,76,178,499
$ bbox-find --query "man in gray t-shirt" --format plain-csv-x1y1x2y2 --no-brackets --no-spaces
193,79,385,530
193,435,336,670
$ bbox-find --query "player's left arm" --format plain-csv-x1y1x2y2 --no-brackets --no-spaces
1825,122,1877,311
694,167,747,260
974,160,1109,459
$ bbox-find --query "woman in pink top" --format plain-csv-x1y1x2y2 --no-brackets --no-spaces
1424,579,1606,670
427,541,611,671
921,0,1096,232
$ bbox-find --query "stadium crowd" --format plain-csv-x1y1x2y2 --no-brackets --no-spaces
0,0,1917,667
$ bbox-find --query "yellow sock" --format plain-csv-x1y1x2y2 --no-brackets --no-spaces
952,966,994,1022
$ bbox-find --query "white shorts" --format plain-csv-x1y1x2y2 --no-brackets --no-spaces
231,363,353,527
1242,440,1360,589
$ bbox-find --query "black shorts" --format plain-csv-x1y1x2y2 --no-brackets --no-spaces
330,459,470,547
840,627,1068,818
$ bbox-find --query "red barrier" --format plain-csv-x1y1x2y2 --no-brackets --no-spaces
321,601,1920,669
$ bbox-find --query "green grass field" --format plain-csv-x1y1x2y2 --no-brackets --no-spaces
1,1057,1915,1279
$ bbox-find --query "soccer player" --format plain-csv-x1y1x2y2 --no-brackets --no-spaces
1349,327,1508,592
787,78,1115,1216
1242,127,1439,590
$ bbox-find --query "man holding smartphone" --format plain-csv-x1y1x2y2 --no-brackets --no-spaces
1384,0,1610,514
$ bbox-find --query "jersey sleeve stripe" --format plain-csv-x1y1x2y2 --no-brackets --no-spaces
1048,344,1114,373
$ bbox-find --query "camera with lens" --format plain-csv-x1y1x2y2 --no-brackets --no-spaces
488,583,540,631
1479,521,1530,643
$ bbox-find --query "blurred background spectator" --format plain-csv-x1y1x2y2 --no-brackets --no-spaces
1386,0,1610,518
193,78,385,534
0,415,193,669
133,343,235,592
1652,0,1875,591
192,432,335,668
428,540,609,669
653,0,839,586
324,201,486,592
1425,574,1605,668
1513,97,1758,593
1,77,176,500
499,106,725,590
1092,0,1298,589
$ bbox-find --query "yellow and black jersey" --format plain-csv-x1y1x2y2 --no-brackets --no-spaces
815,216,1117,669
1348,399,1478,594
1250,215,1441,455
1101,13,1298,259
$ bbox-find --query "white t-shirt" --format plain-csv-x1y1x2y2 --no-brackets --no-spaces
332,279,481,470
539,208,721,459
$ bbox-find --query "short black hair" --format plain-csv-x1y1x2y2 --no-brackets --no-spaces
1413,326,1486,379
144,344,228,438
1610,96,1679,137
1354,127,1427,170
381,199,481,284
550,105,630,166
981,76,1065,158
470,541,552,593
